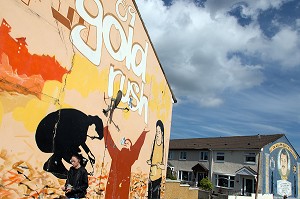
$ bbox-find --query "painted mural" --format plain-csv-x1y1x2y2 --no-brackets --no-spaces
0,0,174,198
264,137,299,198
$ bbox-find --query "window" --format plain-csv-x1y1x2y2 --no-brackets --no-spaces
245,153,256,163
180,151,187,160
168,151,174,160
199,151,208,161
216,152,225,162
215,174,235,188
178,170,193,181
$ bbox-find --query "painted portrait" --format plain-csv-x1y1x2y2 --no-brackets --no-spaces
277,148,290,180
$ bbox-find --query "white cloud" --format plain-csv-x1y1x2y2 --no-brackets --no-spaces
246,27,300,68
136,0,299,107
205,0,290,19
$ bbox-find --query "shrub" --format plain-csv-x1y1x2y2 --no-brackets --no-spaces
166,167,177,180
198,177,213,191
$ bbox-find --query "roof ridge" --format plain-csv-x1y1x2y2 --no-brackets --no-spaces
169,134,285,150
170,133,284,140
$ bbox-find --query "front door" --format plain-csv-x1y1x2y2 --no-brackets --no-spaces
243,178,254,196
246,179,253,194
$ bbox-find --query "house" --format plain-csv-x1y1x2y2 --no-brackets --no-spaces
168,134,300,198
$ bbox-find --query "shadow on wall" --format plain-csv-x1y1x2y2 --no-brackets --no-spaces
35,108,104,179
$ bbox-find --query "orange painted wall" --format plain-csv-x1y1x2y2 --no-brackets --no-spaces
0,0,174,198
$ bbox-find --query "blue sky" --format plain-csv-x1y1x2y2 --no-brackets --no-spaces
136,0,300,152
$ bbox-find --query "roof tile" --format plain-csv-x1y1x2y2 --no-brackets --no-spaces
169,134,284,150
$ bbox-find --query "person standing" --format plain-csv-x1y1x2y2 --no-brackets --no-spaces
62,154,88,199
104,126,148,199
148,120,165,199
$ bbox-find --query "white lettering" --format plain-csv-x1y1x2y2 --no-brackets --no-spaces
116,0,136,26
103,15,128,62
71,0,149,124
108,65,148,123
131,42,148,83
70,0,103,65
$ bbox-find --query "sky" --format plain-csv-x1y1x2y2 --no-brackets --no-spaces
135,0,300,153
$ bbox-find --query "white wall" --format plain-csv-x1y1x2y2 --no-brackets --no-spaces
228,194,273,199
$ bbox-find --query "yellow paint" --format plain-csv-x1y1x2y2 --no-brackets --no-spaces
10,54,109,132
123,108,131,121
12,98,49,132
147,73,172,123
65,54,107,97
42,79,65,104
0,88,41,134
10,77,73,132
0,92,33,113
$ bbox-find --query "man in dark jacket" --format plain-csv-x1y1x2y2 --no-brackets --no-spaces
62,154,88,198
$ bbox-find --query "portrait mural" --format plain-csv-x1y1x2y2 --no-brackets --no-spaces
266,141,298,198
278,148,290,180
0,0,175,198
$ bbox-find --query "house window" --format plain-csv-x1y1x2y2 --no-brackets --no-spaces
216,152,225,162
180,151,187,160
178,170,193,181
215,174,235,188
168,151,174,160
245,153,256,163
199,151,208,161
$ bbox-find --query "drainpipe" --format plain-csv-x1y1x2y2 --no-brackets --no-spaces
255,148,263,199
209,149,213,180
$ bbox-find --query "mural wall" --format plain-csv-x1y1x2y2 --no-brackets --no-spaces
263,136,299,198
0,0,175,198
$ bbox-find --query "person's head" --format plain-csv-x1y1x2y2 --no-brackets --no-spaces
70,154,82,169
155,120,164,145
123,139,132,150
280,149,288,176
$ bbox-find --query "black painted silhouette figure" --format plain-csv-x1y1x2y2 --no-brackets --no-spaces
35,108,103,179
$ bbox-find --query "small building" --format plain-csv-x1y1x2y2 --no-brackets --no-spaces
168,134,300,198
